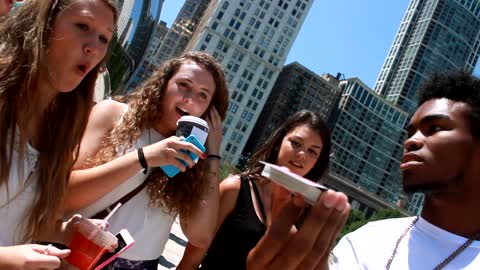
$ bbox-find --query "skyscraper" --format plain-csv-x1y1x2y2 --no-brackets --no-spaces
374,0,480,114
185,0,314,164
242,63,343,161
126,0,210,90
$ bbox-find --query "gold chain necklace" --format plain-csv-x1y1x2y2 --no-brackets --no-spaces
386,216,480,270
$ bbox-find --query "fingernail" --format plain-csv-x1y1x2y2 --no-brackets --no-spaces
201,153,206,159
335,203,346,212
323,196,335,209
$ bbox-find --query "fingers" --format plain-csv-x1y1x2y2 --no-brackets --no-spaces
263,191,350,270
88,219,110,231
247,198,303,270
30,245,69,268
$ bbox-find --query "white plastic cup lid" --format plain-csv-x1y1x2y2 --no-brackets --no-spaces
176,116,209,129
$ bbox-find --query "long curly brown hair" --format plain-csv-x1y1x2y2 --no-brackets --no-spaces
90,51,229,218
0,0,118,242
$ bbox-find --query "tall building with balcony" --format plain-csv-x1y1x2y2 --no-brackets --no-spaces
242,62,343,160
374,0,480,114
185,0,314,164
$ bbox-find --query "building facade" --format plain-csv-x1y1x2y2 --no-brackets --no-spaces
185,0,314,164
242,62,343,161
374,0,480,114
329,78,423,213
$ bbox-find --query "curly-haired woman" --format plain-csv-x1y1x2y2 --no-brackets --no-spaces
65,51,229,269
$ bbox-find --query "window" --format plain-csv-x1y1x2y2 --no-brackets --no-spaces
222,1,229,9
212,21,218,30
217,11,224,20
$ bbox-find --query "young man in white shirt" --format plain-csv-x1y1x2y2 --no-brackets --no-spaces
332,70,480,270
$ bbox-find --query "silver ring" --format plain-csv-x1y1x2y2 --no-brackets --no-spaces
43,243,53,255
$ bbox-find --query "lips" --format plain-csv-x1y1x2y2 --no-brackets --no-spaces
289,161,303,169
76,64,90,76
400,153,423,170
176,107,189,116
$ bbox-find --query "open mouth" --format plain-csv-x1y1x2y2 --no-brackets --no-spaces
77,65,87,74
176,107,189,116
289,161,303,169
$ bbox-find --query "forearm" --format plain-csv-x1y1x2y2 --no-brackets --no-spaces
177,242,208,270
66,150,143,212
180,159,220,247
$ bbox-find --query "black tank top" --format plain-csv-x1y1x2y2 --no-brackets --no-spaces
200,175,266,270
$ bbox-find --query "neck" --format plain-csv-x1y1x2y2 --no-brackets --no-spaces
421,192,480,238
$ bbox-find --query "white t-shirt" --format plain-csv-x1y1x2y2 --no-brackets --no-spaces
0,136,39,246
331,217,480,269
74,128,176,261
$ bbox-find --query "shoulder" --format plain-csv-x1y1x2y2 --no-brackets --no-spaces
220,174,242,193
89,99,127,131
343,216,415,242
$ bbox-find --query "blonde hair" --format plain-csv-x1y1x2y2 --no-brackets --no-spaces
90,51,229,217
0,0,118,242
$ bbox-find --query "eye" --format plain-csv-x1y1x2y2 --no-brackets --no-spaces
426,124,443,135
308,149,319,157
290,140,301,148
99,35,109,44
199,92,209,100
76,23,89,31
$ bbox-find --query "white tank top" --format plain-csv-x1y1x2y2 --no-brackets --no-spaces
0,132,39,245
74,128,176,260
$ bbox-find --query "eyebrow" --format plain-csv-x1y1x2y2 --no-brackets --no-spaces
181,78,212,94
76,11,114,33
291,135,322,149
406,114,450,134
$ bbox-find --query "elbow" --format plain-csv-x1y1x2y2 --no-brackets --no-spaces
187,234,214,249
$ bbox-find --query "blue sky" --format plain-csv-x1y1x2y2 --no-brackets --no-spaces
160,0,480,89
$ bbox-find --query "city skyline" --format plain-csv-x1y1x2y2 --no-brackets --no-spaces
161,0,480,88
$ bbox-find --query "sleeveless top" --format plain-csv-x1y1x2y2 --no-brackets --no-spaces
200,175,266,270
74,128,175,261
0,130,39,245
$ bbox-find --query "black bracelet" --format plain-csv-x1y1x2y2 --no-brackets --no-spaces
137,148,149,174
207,154,221,160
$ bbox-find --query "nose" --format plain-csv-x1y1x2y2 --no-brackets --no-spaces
295,149,306,162
83,37,99,56
404,131,424,152
183,91,194,103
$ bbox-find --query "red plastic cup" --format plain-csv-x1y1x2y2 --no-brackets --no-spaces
65,218,117,270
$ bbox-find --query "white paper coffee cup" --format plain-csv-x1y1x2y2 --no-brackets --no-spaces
176,116,209,145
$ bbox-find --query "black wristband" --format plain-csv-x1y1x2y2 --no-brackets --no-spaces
207,154,221,160
137,148,149,174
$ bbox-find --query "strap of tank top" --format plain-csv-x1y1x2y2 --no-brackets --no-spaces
247,176,267,222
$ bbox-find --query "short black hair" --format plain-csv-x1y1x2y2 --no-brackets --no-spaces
418,70,480,139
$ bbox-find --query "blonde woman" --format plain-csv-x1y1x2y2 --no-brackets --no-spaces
0,0,118,268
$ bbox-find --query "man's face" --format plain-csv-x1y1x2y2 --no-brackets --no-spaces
401,98,479,194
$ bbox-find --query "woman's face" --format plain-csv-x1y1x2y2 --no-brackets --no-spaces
156,62,216,135
39,0,115,93
276,125,323,177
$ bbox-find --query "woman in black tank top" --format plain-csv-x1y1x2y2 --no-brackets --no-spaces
178,110,333,270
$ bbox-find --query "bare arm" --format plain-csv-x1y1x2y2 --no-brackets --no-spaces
177,175,242,270
178,107,224,248
66,101,208,212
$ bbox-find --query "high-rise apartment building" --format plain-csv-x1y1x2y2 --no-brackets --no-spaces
185,0,314,164
374,0,480,114
242,62,343,160
328,78,424,213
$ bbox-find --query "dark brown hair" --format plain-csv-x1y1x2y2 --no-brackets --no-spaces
245,110,331,182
